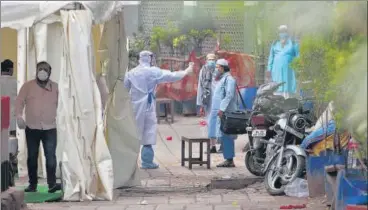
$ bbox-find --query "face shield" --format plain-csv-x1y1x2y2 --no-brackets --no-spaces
139,51,156,67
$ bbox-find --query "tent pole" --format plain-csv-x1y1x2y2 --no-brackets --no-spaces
16,28,28,177
17,29,27,95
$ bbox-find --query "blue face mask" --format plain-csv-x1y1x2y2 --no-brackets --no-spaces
279,32,288,40
214,68,220,77
207,60,216,68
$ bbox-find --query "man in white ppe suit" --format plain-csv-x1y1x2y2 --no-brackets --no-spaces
124,50,194,169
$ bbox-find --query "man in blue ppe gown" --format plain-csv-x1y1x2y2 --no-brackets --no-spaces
266,25,299,99
196,53,222,153
210,59,238,167
124,51,194,169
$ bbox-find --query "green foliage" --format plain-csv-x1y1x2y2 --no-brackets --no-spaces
291,2,366,112
219,33,232,50
150,21,181,56
173,35,187,48
173,34,189,55
178,8,217,55
186,28,216,54
333,1,367,42
290,36,355,102
291,1,367,157
150,26,164,53
150,18,217,56
187,29,216,41
335,43,367,159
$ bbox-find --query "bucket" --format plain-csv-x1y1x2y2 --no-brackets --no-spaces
239,87,258,110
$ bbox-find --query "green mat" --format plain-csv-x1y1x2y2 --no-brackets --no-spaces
17,185,63,203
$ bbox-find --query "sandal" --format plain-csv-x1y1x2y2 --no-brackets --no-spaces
216,160,235,168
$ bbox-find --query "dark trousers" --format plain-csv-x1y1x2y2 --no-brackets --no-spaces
25,127,57,187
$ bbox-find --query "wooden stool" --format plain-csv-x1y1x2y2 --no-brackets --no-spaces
181,137,211,169
156,98,174,124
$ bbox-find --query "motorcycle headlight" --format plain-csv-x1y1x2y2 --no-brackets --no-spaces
291,114,307,130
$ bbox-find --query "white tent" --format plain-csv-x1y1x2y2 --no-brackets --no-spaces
1,1,141,201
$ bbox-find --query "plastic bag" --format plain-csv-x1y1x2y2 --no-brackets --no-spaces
284,178,309,198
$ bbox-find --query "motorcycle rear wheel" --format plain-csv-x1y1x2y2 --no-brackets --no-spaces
245,151,265,177
264,149,305,196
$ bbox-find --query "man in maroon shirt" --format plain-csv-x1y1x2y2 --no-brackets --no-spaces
15,61,61,193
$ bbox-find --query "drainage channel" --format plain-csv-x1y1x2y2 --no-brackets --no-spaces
119,185,209,196
208,177,263,190
118,177,263,196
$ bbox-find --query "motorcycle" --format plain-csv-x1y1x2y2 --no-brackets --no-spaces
244,82,301,176
263,109,313,195
244,111,277,176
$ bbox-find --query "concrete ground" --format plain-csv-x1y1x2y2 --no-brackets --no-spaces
24,116,326,210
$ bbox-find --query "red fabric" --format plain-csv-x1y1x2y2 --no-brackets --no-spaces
1,96,10,130
156,50,256,101
346,205,368,210
217,51,256,88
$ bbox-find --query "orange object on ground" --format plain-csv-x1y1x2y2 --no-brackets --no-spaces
280,204,307,209
199,120,207,126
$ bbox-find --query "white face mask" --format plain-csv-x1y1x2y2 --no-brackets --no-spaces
37,70,49,81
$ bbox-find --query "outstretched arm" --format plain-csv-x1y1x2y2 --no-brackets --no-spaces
155,63,194,84
155,69,187,84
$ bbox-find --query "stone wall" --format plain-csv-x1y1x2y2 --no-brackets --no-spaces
196,1,245,54
139,1,184,57
137,1,266,84
138,1,248,56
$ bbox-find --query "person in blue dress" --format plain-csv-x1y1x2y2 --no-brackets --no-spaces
210,59,238,167
266,25,299,99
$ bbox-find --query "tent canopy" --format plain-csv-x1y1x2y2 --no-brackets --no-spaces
1,0,141,201
1,1,140,29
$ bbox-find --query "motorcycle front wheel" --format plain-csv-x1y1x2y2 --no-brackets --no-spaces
242,142,250,152
245,151,265,176
264,149,305,196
